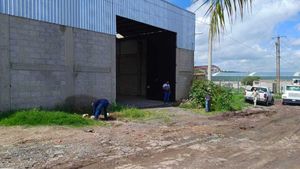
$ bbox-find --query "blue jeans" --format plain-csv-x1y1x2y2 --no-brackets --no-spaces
205,100,211,112
94,103,108,120
164,91,171,103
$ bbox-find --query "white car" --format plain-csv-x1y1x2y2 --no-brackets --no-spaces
244,86,274,106
282,85,300,105
293,78,300,85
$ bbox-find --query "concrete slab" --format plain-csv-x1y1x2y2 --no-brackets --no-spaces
117,96,167,108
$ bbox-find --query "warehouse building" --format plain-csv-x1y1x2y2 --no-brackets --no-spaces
0,0,195,111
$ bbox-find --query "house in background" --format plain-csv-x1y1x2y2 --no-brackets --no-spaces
194,65,221,74
194,65,221,79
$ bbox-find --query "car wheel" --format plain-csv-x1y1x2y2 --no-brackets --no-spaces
282,101,286,105
265,98,269,106
271,98,274,105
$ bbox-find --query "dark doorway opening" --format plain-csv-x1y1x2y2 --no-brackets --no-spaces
116,16,176,105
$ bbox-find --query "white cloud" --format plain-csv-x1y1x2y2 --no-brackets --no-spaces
294,50,300,57
291,38,300,46
189,0,300,72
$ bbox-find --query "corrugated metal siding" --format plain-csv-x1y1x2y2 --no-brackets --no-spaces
0,0,194,50
0,0,115,34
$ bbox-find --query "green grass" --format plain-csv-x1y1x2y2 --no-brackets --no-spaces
179,103,227,116
108,102,127,112
274,93,282,100
0,103,172,127
230,91,251,111
0,109,105,127
179,101,219,116
179,100,199,109
109,104,171,123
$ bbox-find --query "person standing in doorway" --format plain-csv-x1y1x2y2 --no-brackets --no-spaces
252,88,259,107
162,81,171,104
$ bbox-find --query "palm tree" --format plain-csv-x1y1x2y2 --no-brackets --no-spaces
194,0,253,38
193,0,252,80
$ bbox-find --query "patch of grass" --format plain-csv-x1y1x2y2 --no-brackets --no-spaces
179,99,199,109
116,108,148,120
179,101,219,115
191,108,220,115
230,91,251,111
108,102,127,112
274,93,282,100
179,105,224,116
0,109,105,127
111,105,171,123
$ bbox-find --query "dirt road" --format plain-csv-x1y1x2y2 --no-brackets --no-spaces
1,102,300,169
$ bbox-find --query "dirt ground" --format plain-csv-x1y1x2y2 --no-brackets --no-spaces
1,102,300,169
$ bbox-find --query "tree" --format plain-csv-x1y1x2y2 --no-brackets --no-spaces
193,0,253,38
241,76,260,86
192,0,252,80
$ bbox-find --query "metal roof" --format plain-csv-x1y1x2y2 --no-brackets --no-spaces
0,0,195,50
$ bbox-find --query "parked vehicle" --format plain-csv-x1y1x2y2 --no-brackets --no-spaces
293,78,300,85
282,85,300,105
244,86,274,106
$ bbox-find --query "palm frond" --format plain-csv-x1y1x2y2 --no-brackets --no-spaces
193,0,252,39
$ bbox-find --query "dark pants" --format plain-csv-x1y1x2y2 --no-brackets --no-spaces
94,103,108,120
163,91,171,103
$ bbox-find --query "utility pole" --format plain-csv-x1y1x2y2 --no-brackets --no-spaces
275,36,281,93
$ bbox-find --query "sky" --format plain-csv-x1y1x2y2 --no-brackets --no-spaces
168,0,300,72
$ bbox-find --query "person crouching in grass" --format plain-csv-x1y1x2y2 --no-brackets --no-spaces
92,99,110,120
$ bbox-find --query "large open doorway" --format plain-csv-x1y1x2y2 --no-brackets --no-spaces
116,16,176,107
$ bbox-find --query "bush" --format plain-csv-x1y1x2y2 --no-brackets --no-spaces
189,80,234,111
241,76,260,86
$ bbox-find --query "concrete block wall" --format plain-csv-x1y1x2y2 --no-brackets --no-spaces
176,48,194,100
73,29,116,107
0,14,116,112
9,16,66,109
0,14,10,112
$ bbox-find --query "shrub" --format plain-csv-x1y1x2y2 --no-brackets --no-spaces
189,80,234,111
